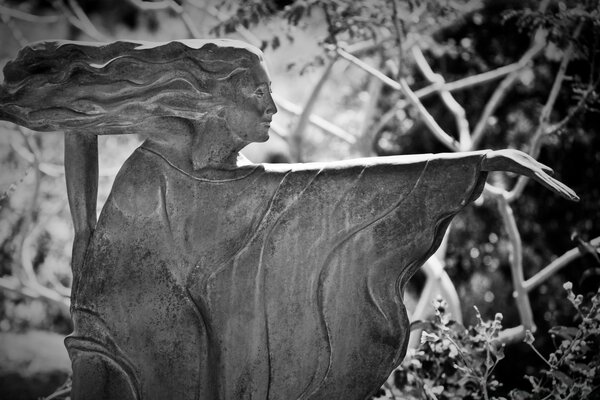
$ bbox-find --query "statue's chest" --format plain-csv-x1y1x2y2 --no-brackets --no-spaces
164,173,280,264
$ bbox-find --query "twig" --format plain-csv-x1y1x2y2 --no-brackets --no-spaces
289,56,337,162
470,32,547,147
546,76,600,136
357,54,385,156
336,47,460,151
408,256,463,348
0,277,70,318
507,21,584,202
414,61,525,99
44,386,71,400
0,12,28,46
53,0,109,41
14,128,42,284
127,0,172,10
388,0,405,76
0,4,61,23
497,325,526,344
11,142,64,177
524,236,600,292
192,2,262,47
412,46,471,150
494,192,536,332
128,0,201,38
272,93,356,144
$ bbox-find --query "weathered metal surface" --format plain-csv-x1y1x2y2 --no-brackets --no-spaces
0,39,577,400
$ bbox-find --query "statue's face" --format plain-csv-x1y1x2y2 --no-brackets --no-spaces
224,62,277,144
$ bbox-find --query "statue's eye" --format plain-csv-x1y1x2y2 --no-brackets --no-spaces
255,89,264,98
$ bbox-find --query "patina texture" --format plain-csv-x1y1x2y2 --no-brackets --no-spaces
0,39,578,400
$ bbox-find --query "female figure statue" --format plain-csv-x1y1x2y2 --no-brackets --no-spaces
0,39,577,400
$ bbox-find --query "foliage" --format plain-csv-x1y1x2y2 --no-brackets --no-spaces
0,0,599,398
510,282,600,400
379,298,506,400
375,283,600,400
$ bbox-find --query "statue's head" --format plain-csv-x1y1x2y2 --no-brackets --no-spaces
0,39,277,144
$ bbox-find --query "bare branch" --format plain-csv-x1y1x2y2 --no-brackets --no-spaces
471,0,551,147
414,62,524,99
388,0,405,76
336,47,460,151
471,32,547,147
14,128,42,283
0,4,61,23
546,77,600,135
492,191,536,332
0,277,70,318
53,0,109,41
357,56,385,156
192,2,263,48
497,325,526,344
127,0,172,10
0,12,28,46
507,21,584,202
272,93,356,144
524,236,600,292
289,56,337,162
412,46,471,150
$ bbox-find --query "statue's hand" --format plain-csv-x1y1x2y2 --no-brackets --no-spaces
482,149,579,201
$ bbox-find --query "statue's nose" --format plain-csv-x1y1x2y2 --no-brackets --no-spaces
265,94,277,116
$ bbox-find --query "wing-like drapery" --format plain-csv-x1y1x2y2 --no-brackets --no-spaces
69,146,488,400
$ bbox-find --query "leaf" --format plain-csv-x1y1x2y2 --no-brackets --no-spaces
551,370,574,386
548,326,579,340
421,331,440,344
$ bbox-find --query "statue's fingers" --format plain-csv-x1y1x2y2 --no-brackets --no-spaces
535,172,580,201
534,159,554,176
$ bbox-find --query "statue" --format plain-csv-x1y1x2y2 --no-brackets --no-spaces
0,39,578,400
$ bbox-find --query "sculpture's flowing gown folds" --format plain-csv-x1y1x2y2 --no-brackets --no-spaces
68,146,488,400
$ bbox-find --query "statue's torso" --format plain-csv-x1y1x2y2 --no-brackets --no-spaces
69,146,486,400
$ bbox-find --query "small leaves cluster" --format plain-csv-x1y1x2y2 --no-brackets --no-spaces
503,2,600,53
509,282,600,400
383,297,506,400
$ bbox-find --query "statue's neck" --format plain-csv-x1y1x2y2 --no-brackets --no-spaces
141,120,253,180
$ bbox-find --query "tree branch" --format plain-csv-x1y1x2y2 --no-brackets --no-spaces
52,0,108,41
412,46,471,150
470,32,547,147
0,12,28,46
507,21,584,202
414,61,524,99
524,236,600,292
289,56,337,162
0,4,61,23
272,93,356,144
336,47,460,151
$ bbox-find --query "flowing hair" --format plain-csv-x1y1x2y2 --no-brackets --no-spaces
0,39,263,135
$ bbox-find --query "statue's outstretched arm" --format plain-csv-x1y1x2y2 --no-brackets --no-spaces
481,149,579,201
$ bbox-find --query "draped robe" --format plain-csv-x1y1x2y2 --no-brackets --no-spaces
67,145,489,400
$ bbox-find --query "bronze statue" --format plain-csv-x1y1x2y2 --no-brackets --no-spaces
0,39,578,400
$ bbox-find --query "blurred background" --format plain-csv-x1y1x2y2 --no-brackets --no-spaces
0,0,598,399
